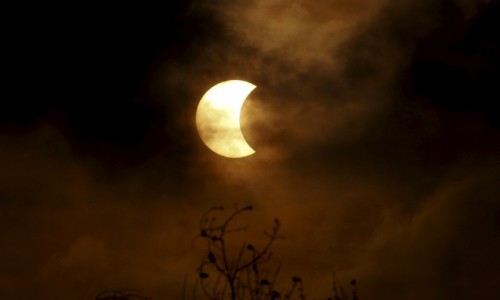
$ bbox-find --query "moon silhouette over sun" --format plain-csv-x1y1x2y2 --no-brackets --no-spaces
196,80,256,158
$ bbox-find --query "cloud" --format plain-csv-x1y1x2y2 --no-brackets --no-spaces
1,0,498,299
352,168,500,299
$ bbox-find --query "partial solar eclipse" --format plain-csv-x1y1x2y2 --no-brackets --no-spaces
196,80,256,158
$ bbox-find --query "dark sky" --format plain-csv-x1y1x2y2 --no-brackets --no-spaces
2,1,499,299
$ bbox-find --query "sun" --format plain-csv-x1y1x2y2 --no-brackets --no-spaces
196,80,257,158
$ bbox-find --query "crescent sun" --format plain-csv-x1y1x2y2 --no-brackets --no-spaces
196,80,256,158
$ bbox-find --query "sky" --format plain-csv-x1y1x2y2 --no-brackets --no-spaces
2,0,499,299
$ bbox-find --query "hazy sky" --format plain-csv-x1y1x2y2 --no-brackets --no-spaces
2,1,499,299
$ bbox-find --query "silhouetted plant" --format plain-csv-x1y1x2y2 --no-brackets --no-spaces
322,276,358,300
192,205,358,300
95,206,357,300
193,205,285,300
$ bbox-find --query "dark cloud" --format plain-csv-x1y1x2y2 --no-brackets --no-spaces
1,0,499,299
